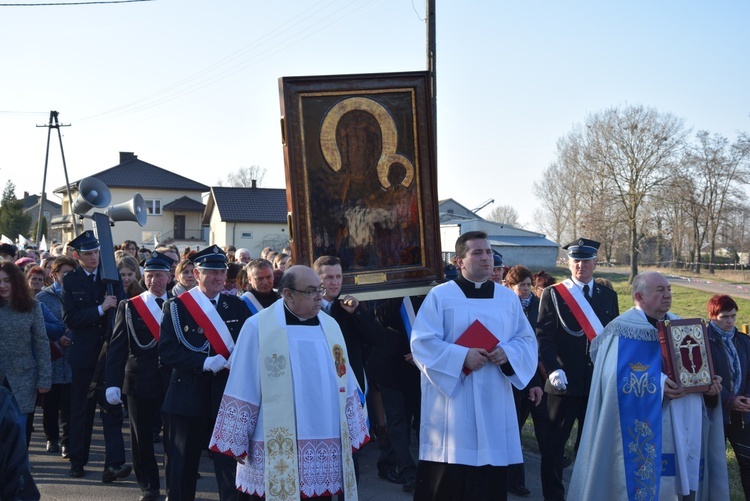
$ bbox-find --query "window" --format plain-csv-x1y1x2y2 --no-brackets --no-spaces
144,199,161,216
241,232,253,239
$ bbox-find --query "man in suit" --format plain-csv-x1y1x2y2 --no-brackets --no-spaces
239,259,278,314
158,245,250,501
106,251,174,501
536,238,620,501
61,230,131,482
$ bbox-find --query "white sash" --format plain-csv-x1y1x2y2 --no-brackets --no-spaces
186,287,235,355
258,304,358,501
559,279,605,336
139,291,164,324
240,291,264,315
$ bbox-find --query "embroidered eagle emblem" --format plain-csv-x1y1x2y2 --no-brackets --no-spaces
265,353,287,378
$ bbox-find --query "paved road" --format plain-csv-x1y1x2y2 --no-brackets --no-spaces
28,412,566,500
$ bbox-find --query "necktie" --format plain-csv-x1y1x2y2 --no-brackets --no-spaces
210,299,217,308
583,284,591,303
155,298,164,309
90,273,96,283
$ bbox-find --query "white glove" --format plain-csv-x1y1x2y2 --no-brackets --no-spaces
105,387,122,405
203,354,228,373
549,369,568,391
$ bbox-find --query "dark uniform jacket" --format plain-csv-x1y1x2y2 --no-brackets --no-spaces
246,288,278,309
106,292,171,400
369,296,423,392
62,267,126,370
536,282,619,396
159,292,250,419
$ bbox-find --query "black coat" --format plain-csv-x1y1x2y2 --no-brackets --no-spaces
368,296,423,392
159,293,250,419
536,282,619,396
106,293,172,400
707,322,750,426
62,267,126,370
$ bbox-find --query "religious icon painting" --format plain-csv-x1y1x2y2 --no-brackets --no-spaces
279,71,442,299
656,318,715,393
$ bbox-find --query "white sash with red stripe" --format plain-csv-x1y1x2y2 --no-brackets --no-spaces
129,292,163,341
552,280,604,341
179,288,235,358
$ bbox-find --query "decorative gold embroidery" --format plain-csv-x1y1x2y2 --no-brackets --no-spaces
265,354,287,378
266,427,297,500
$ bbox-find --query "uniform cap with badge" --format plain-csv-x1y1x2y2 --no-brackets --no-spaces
143,251,175,272
190,245,228,270
563,238,600,261
68,231,100,252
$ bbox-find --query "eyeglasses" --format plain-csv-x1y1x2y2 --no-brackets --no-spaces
288,286,326,298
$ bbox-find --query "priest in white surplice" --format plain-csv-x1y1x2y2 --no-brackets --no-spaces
410,231,538,501
209,265,369,500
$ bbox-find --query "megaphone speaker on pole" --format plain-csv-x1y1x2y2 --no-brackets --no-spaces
106,193,147,227
72,177,111,215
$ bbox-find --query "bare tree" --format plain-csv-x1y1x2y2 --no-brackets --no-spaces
684,131,750,273
583,105,688,282
486,205,522,227
218,165,267,187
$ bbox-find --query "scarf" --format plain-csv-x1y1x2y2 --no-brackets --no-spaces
519,295,531,310
710,320,742,394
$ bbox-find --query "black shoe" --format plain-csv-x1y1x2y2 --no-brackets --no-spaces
61,444,70,459
46,440,60,453
69,465,85,478
102,463,132,483
509,485,531,496
140,489,160,501
378,468,402,484
402,477,416,492
561,455,573,469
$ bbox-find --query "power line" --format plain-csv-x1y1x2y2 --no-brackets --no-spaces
0,0,152,6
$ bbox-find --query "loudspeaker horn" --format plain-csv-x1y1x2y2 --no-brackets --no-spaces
72,177,111,215
107,193,147,227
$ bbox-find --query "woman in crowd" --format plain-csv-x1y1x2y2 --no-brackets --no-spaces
504,265,548,497
533,270,556,298
36,256,76,458
273,252,290,272
121,240,139,259
25,266,46,296
118,255,144,297
707,294,750,498
40,257,55,286
0,262,51,442
171,259,196,296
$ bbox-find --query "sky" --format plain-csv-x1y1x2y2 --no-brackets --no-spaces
1,0,748,236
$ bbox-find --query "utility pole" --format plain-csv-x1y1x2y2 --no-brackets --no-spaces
36,110,76,242
426,0,436,151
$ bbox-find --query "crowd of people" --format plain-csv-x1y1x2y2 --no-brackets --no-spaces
0,231,748,501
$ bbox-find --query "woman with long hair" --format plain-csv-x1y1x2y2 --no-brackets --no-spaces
0,261,52,441
118,255,144,297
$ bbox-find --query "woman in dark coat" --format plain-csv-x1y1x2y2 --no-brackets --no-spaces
706,294,750,499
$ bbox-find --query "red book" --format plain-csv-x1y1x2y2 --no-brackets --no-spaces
455,319,499,375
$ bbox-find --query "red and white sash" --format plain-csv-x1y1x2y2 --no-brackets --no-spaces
553,279,604,341
129,292,164,341
178,288,235,358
